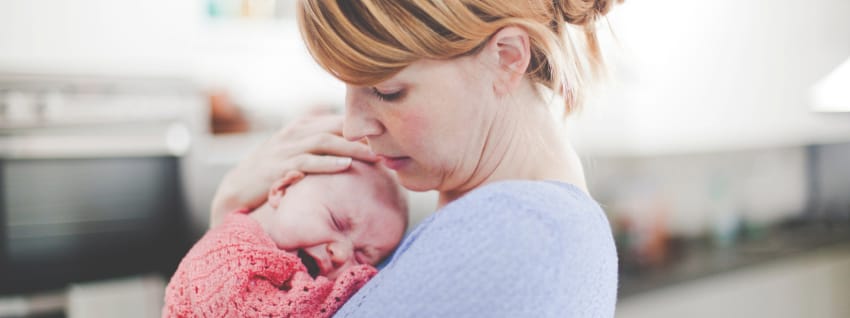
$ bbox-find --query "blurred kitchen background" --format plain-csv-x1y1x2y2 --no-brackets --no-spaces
1,0,849,317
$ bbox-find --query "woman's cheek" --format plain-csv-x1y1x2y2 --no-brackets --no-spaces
391,108,430,155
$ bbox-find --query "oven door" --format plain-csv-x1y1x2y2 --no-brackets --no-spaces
0,125,194,295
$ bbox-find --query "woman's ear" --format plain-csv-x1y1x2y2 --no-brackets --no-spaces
481,26,531,96
267,170,305,209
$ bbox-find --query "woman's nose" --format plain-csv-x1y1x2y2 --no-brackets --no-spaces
343,86,384,141
327,239,354,269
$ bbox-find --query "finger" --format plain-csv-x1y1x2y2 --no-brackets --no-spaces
287,154,354,174
300,134,378,162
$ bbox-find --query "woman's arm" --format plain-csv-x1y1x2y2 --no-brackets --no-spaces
210,114,378,227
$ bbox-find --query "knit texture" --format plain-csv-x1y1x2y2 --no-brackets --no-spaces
163,211,377,318
335,180,618,317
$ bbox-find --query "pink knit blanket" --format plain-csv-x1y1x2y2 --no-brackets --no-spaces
162,211,377,317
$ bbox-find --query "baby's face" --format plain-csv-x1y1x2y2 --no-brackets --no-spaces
266,164,406,280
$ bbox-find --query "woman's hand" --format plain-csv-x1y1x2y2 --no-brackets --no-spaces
210,114,378,227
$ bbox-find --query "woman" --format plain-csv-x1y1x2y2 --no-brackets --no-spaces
212,0,620,316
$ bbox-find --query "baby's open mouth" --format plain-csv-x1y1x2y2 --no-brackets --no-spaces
297,249,320,278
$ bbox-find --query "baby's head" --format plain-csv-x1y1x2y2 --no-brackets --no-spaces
259,161,408,279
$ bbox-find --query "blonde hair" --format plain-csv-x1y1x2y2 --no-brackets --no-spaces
297,0,621,114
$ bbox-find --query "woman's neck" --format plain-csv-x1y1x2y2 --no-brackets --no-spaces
438,91,588,208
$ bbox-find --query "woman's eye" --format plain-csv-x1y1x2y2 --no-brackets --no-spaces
371,87,403,102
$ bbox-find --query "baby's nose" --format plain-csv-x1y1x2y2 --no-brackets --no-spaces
327,240,354,268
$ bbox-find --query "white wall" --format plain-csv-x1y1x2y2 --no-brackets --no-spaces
0,0,198,76
4,0,848,154
571,0,850,156
0,0,344,115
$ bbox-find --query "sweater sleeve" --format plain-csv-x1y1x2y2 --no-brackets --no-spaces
334,181,618,318
163,212,377,318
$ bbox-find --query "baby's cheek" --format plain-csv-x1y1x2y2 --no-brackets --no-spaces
267,216,296,250
249,209,277,238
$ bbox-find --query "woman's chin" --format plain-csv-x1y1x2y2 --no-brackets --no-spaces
397,174,439,192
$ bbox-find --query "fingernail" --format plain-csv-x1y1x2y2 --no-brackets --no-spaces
336,157,352,166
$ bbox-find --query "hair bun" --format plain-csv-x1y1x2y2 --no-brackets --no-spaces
556,0,622,26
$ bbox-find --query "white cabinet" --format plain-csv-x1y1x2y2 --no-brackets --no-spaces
616,245,850,318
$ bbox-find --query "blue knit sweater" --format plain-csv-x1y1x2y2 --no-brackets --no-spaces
334,180,618,317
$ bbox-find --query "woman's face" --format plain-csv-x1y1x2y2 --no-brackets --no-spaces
343,56,499,193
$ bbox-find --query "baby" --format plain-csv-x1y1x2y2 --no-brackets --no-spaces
163,161,408,317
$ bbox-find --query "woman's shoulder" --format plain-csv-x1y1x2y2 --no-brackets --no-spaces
408,180,618,285
436,179,609,229
397,179,615,263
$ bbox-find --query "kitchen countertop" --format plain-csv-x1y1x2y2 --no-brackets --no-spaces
618,220,850,298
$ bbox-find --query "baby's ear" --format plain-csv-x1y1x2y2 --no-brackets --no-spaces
267,171,305,209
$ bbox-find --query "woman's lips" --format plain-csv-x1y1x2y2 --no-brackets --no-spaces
377,155,412,170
